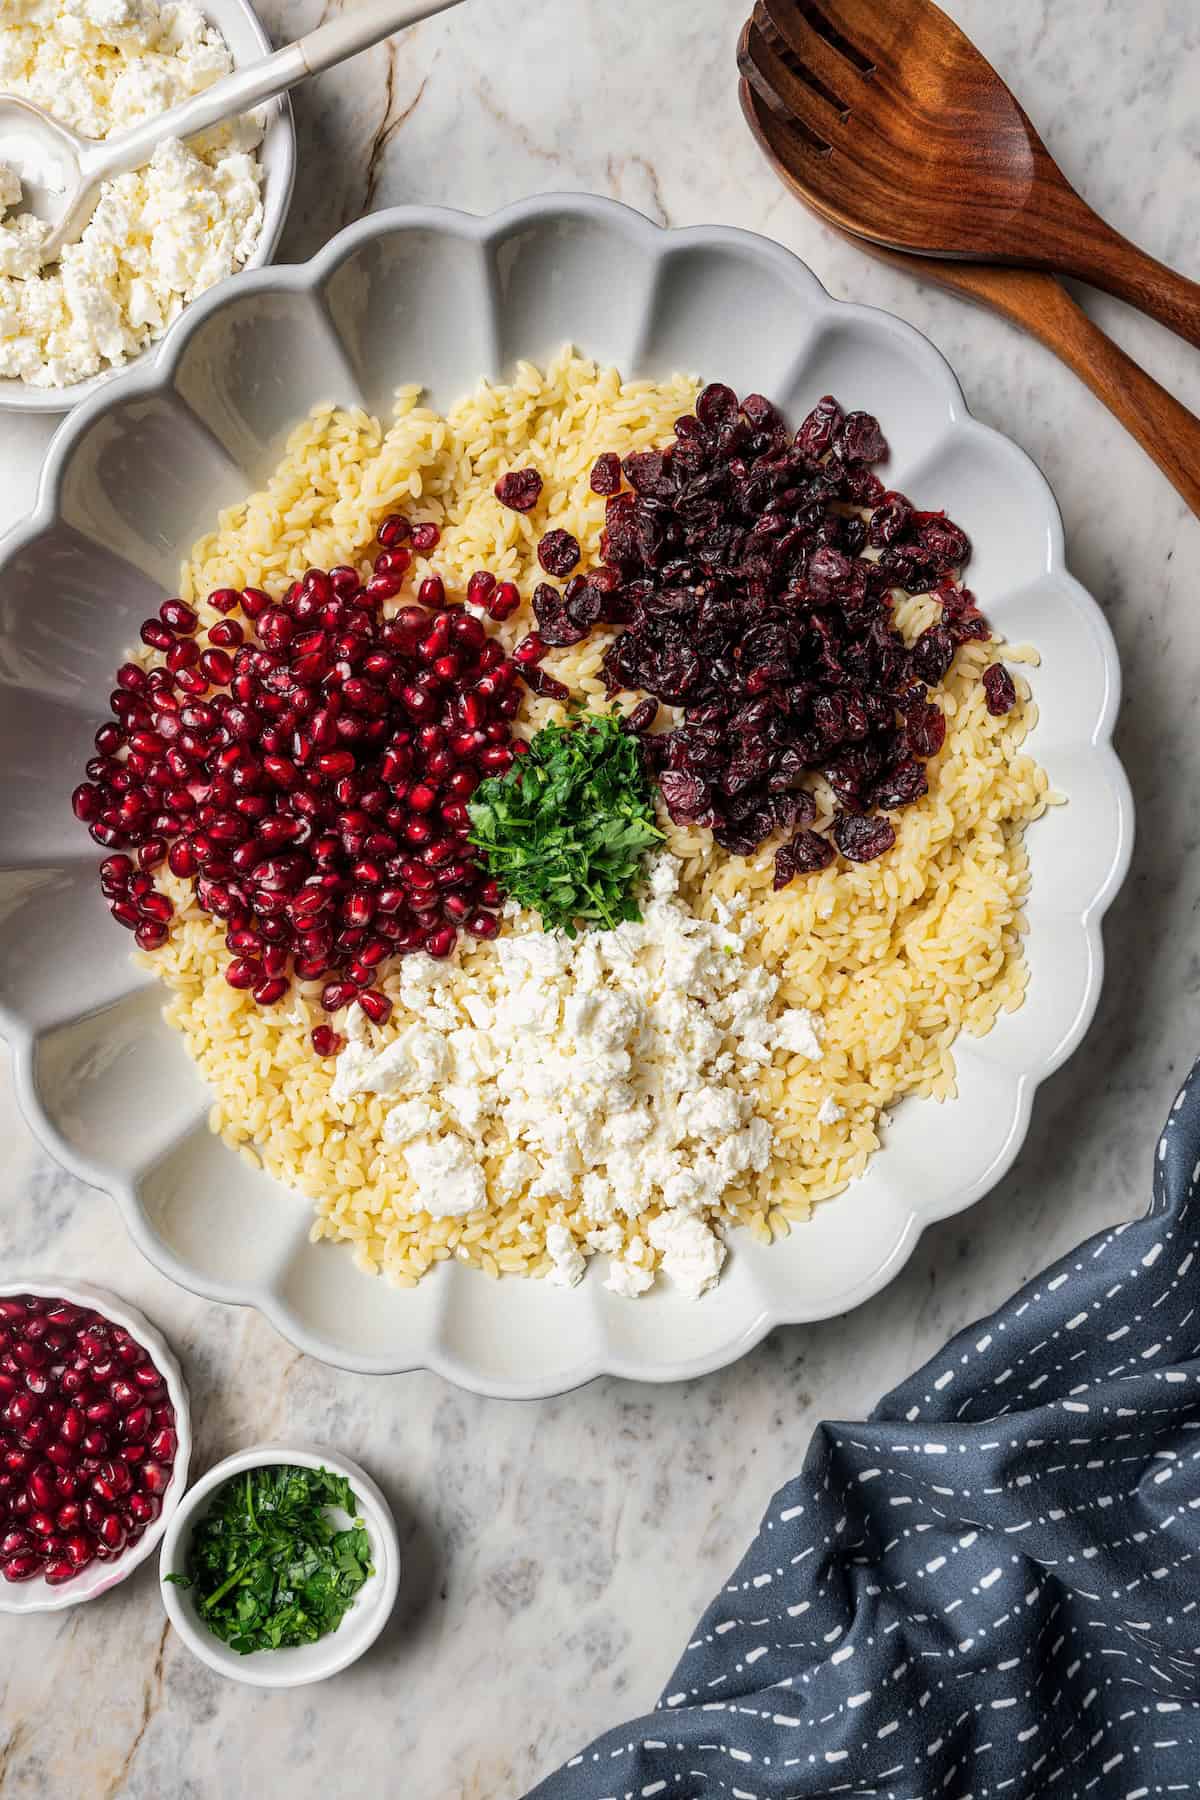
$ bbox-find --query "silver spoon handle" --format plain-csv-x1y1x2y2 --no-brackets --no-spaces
77,0,465,183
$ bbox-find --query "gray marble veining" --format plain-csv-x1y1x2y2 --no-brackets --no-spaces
1,0,1199,1792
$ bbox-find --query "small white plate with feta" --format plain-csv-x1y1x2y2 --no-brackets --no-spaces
0,195,1131,1394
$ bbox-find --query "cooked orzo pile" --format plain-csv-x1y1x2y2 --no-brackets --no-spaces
131,352,1056,1297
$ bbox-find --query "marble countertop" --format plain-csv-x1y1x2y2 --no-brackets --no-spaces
2,0,1199,1792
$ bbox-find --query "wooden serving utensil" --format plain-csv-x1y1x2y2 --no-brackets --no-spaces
738,69,1200,518
737,0,1200,354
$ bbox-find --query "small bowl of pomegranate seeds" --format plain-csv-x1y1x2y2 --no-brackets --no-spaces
0,1279,190,1613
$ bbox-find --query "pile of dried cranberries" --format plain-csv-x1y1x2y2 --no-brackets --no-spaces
72,519,527,1042
0,1294,177,1586
508,385,1016,888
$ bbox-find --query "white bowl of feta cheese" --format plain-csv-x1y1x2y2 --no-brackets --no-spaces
0,0,295,412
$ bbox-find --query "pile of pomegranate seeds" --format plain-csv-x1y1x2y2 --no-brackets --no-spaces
521,385,1015,887
72,519,524,1036
0,1294,177,1585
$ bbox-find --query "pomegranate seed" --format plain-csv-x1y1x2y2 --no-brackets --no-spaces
96,1512,126,1552
141,1460,170,1496
2,1553,45,1581
513,633,547,666
311,1025,343,1057
375,547,411,579
207,618,244,648
316,748,355,778
377,513,412,547
140,619,174,651
72,783,102,821
65,1533,93,1568
425,925,456,959
200,648,235,686
224,958,261,991
411,522,440,553
419,575,446,608
160,599,197,633
143,1425,175,1463
356,989,392,1026
166,639,199,672
321,980,356,1012
127,1491,159,1526
253,976,288,1005
488,581,522,621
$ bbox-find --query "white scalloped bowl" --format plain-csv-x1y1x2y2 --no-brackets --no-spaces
0,195,1132,1396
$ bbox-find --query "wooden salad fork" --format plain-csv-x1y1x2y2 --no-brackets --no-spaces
738,0,1200,354
737,39,1200,515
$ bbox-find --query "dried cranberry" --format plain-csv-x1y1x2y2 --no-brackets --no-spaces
911,624,955,686
774,830,836,888
494,469,543,514
589,453,622,495
834,812,896,862
983,664,1017,716
537,530,581,579
795,395,844,461
834,411,889,465
868,757,928,811
907,702,947,759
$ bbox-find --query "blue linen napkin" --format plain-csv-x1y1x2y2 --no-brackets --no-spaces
528,1063,1200,1798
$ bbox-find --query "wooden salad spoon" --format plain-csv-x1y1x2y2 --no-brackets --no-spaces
737,0,1200,354
737,69,1200,517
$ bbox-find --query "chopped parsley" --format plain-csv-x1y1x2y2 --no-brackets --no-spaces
467,712,663,935
165,1464,374,1655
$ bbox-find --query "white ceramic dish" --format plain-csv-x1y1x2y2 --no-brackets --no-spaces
0,194,1132,1396
0,0,296,416
0,1277,190,1614
159,1442,400,1686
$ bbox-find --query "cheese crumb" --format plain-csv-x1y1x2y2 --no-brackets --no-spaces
775,1007,824,1061
400,1134,485,1220
647,1210,726,1300
605,1255,656,1299
545,1222,586,1288
817,1095,844,1126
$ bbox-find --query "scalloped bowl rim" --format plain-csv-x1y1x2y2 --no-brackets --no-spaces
0,1276,191,1612
0,194,1134,1396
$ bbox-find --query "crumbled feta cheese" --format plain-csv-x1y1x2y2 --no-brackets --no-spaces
380,1098,437,1147
0,0,263,388
775,1007,824,1061
326,851,814,1299
585,1224,624,1254
817,1095,844,1126
496,1149,538,1199
647,1210,726,1300
605,1255,656,1298
401,1135,485,1220
545,1222,586,1288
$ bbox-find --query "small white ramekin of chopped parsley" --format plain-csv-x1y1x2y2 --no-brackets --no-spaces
161,1451,400,1684
467,710,664,935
